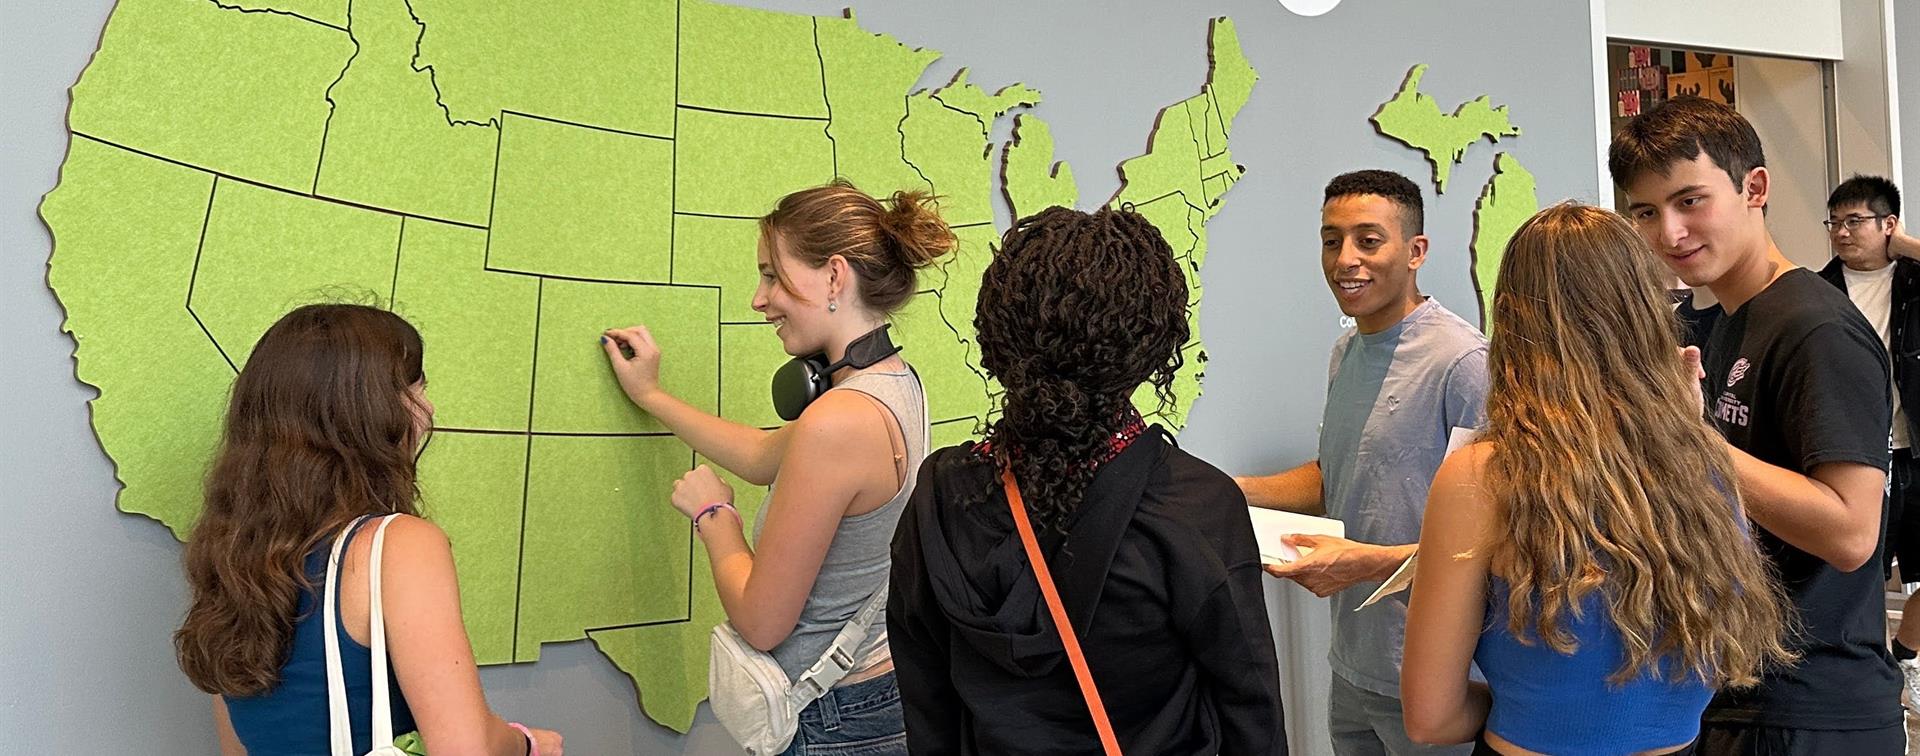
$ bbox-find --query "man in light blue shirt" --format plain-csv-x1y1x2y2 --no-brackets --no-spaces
1238,170,1488,755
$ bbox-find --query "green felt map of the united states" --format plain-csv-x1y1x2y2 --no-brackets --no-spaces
41,0,1256,729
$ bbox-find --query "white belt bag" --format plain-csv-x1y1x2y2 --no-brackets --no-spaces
708,585,889,755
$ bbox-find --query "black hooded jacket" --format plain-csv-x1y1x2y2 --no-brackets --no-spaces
887,428,1287,755
1818,256,1920,444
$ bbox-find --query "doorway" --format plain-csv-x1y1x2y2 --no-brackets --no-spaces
1606,42,1835,268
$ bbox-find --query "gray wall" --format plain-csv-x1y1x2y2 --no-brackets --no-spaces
1736,55,1834,268
2,0,1601,753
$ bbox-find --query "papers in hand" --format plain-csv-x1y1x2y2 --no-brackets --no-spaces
1247,507,1345,566
1358,552,1417,610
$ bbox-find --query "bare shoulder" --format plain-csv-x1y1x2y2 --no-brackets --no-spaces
1436,440,1492,475
789,389,892,450
375,513,450,546
1427,442,1495,524
779,389,902,508
351,514,454,576
337,514,459,643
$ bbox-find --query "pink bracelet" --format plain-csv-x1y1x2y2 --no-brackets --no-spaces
507,722,538,756
693,501,737,533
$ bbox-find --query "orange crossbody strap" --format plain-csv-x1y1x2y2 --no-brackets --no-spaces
1001,470,1123,756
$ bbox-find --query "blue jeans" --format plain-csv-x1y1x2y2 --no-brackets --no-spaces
780,672,907,756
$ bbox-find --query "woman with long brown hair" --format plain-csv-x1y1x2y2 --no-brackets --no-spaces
1400,204,1794,755
176,304,560,755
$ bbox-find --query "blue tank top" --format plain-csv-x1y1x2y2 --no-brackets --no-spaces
1475,576,1711,755
226,517,418,754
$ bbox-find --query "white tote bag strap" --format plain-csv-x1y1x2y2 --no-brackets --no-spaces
367,514,403,748
323,516,369,756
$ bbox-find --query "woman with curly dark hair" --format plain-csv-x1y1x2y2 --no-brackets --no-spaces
887,206,1287,754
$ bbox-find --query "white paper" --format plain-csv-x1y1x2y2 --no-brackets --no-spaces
1446,426,1478,455
1247,507,1346,565
1358,551,1417,610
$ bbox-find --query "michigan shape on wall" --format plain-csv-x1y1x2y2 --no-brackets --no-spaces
1373,63,1521,194
1469,153,1540,330
42,0,1258,730
1368,63,1537,331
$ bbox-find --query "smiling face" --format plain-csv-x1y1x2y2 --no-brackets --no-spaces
1828,200,1894,271
1320,193,1427,333
752,232,836,357
1621,152,1768,288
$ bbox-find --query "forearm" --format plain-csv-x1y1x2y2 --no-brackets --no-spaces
1732,446,1877,570
1414,681,1491,745
1891,229,1920,261
1267,540,1414,596
890,524,963,756
702,512,754,613
900,693,962,756
414,707,532,755
1403,645,1492,747
698,511,796,649
636,389,780,485
478,718,533,756
1236,460,1325,515
1370,543,1418,581
1403,450,1495,746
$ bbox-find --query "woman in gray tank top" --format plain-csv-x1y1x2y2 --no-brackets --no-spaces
602,180,954,756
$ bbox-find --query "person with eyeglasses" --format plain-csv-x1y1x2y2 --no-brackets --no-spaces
1817,175,1920,713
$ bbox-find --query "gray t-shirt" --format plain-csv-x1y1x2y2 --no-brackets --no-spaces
1319,298,1488,697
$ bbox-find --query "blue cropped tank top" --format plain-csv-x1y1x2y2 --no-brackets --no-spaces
1474,576,1712,755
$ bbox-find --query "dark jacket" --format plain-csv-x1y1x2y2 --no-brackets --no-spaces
1818,257,1920,444
887,428,1287,755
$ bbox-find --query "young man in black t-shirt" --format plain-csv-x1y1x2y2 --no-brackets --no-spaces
1612,97,1899,754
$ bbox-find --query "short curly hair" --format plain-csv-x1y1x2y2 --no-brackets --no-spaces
973,206,1190,533
1324,170,1424,236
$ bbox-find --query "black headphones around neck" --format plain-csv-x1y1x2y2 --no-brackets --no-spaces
770,324,903,421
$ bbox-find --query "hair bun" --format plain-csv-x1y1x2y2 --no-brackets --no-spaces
877,190,958,269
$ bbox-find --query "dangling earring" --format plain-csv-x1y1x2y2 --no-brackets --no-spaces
828,299,838,313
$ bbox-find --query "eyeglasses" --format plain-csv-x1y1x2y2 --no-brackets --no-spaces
1823,215,1888,233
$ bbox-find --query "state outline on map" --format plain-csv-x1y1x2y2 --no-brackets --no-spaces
214,0,350,33
1370,62,1521,194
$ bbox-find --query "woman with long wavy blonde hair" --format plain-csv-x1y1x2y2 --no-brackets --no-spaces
1400,204,1794,755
